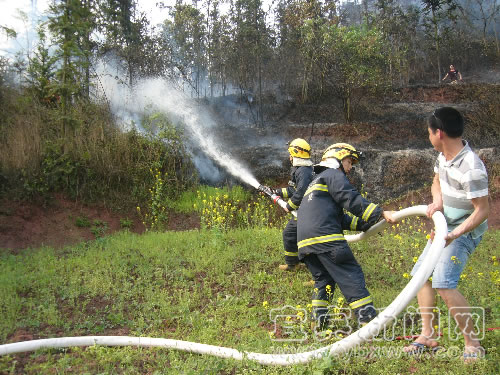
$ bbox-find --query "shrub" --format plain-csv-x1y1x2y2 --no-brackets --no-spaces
0,91,197,209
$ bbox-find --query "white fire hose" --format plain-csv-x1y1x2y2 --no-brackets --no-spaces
0,205,447,366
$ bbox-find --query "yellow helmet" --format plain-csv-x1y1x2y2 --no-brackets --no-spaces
322,143,362,164
288,138,311,159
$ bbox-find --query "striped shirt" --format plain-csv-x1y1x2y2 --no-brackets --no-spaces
434,141,488,238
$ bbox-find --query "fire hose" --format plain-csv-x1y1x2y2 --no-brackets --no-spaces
1,206,448,365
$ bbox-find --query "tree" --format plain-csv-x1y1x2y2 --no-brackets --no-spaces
204,0,231,97
461,0,500,57
276,0,332,102
374,0,419,86
27,25,59,105
77,0,98,98
322,24,390,122
228,0,271,115
99,0,151,86
420,0,458,83
48,0,95,141
0,26,17,39
164,1,207,97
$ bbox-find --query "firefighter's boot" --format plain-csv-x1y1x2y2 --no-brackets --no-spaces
278,264,298,271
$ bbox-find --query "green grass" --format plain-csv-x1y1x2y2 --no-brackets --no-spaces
0,221,498,374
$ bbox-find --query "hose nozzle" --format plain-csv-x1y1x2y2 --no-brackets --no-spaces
258,184,273,197
257,184,297,217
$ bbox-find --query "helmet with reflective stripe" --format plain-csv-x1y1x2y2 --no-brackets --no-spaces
288,138,311,159
322,143,362,164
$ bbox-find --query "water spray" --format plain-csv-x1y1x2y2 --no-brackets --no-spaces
101,76,297,217
102,77,263,189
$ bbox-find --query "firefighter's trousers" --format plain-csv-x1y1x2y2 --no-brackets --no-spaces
283,217,299,266
303,245,377,326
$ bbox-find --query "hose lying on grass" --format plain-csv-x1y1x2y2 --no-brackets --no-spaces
0,205,447,365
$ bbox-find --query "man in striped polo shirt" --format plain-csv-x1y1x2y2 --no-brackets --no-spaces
404,107,489,361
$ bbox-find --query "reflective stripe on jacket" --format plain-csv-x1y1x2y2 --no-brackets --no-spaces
276,165,314,211
297,168,382,257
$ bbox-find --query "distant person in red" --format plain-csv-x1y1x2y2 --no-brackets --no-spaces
442,65,463,84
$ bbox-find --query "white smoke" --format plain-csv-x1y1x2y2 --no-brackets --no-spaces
191,154,222,183
100,74,261,189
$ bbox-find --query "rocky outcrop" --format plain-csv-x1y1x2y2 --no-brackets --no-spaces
246,146,499,203
205,84,499,201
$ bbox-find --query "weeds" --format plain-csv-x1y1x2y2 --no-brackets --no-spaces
75,215,91,228
119,217,133,229
0,94,196,209
0,223,498,374
137,167,169,231
193,187,287,231
90,219,108,238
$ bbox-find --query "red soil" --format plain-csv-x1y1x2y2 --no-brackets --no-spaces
0,192,498,253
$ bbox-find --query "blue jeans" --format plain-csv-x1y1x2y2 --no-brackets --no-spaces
411,233,482,289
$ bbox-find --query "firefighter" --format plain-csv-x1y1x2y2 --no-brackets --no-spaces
266,138,314,271
297,143,395,328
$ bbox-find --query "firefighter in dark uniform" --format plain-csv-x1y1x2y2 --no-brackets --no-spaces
270,138,314,271
297,143,395,327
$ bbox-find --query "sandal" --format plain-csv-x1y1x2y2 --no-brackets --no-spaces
462,346,485,363
404,342,442,356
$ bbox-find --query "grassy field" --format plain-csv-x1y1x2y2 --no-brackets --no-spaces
0,194,499,374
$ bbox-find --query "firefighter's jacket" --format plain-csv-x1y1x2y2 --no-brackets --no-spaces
275,165,314,212
297,167,382,259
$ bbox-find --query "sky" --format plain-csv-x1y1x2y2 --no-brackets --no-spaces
0,0,278,58
0,0,173,57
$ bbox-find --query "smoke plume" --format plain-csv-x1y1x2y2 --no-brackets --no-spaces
100,74,261,188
